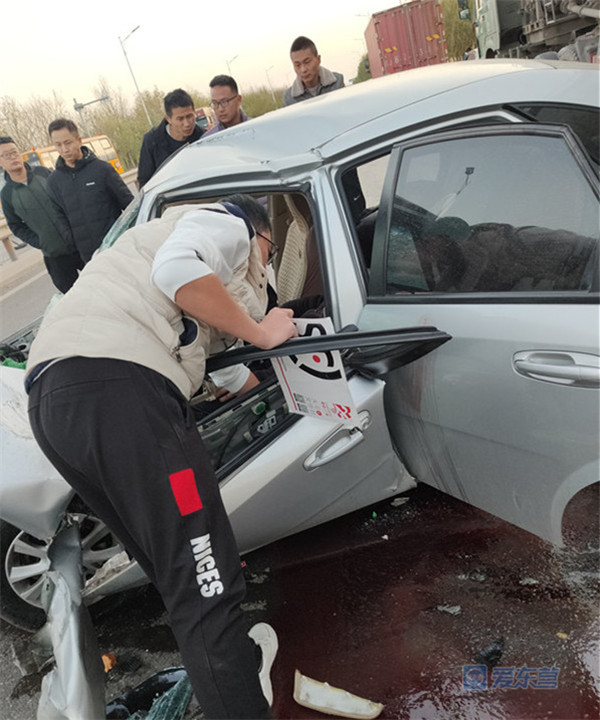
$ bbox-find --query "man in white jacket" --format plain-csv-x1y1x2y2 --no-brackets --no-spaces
26,195,296,718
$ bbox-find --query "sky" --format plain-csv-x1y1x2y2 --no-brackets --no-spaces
0,0,399,110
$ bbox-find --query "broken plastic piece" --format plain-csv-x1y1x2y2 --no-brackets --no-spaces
293,669,383,719
390,497,409,507
103,653,117,672
436,604,461,615
556,632,569,640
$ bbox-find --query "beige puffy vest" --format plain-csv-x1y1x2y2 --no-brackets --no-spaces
26,204,268,399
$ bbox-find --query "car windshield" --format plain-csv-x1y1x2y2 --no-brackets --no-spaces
98,194,142,252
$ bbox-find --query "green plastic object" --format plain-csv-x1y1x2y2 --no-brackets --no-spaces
1,358,26,369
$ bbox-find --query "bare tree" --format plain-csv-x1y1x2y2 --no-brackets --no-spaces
0,91,70,150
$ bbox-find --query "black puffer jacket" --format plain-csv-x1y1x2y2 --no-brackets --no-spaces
47,147,134,262
137,119,204,188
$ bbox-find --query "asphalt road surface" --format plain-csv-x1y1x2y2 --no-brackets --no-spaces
1,484,598,719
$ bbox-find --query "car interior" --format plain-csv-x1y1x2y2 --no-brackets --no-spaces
156,190,333,478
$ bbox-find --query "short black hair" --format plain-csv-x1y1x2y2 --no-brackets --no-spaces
0,136,15,146
48,118,78,136
209,75,238,94
290,36,318,55
164,89,195,116
225,194,270,236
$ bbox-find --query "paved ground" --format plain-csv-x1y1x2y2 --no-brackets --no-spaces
0,176,597,717
1,484,598,719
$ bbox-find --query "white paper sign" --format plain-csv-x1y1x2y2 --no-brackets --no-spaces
270,317,359,426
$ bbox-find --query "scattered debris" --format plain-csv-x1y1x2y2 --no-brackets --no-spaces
103,653,118,673
240,600,267,612
556,632,569,640
390,497,409,507
293,669,384,719
86,551,132,592
381,535,389,541
118,655,143,674
247,571,270,584
106,667,189,719
457,570,487,583
371,512,378,519
474,638,505,668
519,577,539,586
436,605,462,615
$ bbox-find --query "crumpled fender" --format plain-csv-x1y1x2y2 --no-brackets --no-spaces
0,365,73,540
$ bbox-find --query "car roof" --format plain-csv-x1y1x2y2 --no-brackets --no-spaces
144,60,599,194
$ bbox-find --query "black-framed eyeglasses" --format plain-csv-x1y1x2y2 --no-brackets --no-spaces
210,96,237,110
256,231,278,261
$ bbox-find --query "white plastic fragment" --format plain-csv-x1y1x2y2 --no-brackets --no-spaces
293,669,384,719
436,604,462,615
519,577,539,586
390,497,409,507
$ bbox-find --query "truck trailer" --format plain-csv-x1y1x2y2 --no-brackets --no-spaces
475,0,599,62
365,0,448,78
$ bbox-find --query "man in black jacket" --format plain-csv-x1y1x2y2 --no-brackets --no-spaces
0,136,83,293
47,119,134,263
137,89,204,188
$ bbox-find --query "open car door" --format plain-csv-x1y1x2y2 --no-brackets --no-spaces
199,326,450,553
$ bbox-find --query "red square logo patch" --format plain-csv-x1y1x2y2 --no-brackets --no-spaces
169,469,203,516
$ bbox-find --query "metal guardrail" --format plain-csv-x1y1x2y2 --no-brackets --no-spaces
1,169,138,262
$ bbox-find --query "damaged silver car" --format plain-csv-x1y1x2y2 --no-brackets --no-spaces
1,59,598,632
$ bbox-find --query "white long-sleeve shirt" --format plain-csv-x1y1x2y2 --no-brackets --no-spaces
151,209,255,393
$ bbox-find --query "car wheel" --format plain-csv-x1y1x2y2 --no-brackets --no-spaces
0,514,125,632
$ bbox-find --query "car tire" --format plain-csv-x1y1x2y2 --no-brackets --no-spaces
0,520,48,631
0,513,126,633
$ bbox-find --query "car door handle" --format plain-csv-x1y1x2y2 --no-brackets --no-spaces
303,427,365,470
513,351,600,388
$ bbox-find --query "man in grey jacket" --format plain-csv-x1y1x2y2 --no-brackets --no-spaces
0,136,82,293
283,36,344,106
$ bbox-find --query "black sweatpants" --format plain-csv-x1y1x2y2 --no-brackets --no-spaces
43,252,84,294
28,357,270,719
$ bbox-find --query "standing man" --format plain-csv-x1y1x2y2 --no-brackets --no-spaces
283,36,344,106
26,195,296,718
0,136,82,293
282,37,364,220
137,88,204,187
203,76,250,137
47,119,133,263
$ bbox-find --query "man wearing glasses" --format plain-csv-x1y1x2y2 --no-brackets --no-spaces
203,75,250,137
0,136,82,293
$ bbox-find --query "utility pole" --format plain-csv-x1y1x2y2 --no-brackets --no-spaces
118,25,153,129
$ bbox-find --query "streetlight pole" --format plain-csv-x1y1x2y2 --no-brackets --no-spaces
226,55,238,76
73,95,110,137
265,66,276,104
118,25,152,129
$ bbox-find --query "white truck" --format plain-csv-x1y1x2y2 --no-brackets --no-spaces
472,0,599,61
